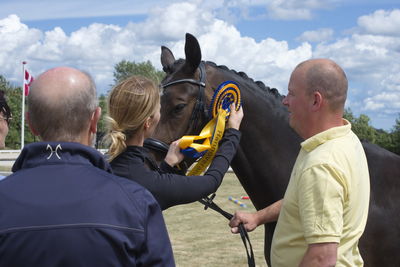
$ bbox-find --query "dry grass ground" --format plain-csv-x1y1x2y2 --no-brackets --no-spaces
163,172,268,267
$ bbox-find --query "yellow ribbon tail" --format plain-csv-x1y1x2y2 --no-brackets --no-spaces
187,109,227,176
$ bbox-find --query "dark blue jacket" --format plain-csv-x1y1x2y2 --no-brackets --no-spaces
0,142,175,267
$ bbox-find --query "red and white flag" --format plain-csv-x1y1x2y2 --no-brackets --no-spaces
23,62,34,96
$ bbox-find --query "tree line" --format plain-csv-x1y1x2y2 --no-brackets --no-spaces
1,61,399,155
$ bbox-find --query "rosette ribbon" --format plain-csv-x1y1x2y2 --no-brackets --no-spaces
180,81,241,175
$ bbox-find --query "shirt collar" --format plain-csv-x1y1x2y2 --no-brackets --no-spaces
301,119,351,152
12,142,113,173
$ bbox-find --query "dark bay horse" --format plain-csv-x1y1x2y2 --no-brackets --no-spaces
153,33,400,266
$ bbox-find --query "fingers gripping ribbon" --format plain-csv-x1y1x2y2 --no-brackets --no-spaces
179,81,241,175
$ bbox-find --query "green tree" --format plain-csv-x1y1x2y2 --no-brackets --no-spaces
391,115,400,155
344,108,399,155
353,114,377,143
345,108,375,142
343,108,355,123
96,94,108,149
113,60,165,85
375,129,394,152
0,75,36,149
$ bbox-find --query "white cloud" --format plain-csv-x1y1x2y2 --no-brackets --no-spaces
137,1,215,42
1,2,400,130
196,21,312,92
213,0,336,20
0,15,42,79
297,28,334,42
312,10,400,127
364,99,384,111
358,9,400,36
265,0,333,20
364,92,400,112
0,10,312,96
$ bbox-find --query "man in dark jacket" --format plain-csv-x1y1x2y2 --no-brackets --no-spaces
0,67,175,266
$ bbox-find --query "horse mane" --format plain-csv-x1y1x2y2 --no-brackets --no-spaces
164,59,285,107
204,61,284,101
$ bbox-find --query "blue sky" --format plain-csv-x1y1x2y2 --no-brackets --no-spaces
0,0,399,130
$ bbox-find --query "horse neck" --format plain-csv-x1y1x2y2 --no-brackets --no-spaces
209,66,302,208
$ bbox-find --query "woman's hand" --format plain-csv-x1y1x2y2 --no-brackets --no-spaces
227,104,244,130
164,139,184,167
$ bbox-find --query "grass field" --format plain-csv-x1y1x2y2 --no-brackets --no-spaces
163,173,268,267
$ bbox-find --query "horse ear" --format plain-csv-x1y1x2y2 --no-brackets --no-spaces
161,46,175,73
183,33,202,74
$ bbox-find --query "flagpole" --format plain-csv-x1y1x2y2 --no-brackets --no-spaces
21,61,26,150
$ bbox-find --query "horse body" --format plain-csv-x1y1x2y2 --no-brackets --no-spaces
154,33,400,266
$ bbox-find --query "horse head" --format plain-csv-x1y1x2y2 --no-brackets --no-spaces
156,33,208,142
150,34,215,168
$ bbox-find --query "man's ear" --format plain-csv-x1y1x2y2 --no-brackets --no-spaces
90,107,101,134
311,91,323,112
26,112,39,136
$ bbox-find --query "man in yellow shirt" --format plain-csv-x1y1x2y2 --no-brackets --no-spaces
229,58,370,266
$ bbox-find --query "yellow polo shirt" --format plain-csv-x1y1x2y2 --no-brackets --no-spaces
271,120,370,267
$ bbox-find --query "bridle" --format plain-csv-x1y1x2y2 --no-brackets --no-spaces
145,62,256,267
161,61,208,132
145,62,208,171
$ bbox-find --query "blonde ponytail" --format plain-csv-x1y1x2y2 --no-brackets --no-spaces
104,75,160,162
104,116,127,161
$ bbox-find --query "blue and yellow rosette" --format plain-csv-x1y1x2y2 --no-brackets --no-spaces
180,81,241,176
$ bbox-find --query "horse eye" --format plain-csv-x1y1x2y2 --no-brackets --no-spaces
173,103,186,114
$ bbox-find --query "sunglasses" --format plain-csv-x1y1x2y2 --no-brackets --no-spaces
0,115,11,125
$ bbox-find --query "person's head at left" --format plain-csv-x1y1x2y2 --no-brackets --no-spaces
0,90,11,149
282,58,348,139
27,67,101,146
105,75,160,161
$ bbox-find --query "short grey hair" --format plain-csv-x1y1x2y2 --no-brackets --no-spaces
28,72,98,142
303,61,348,111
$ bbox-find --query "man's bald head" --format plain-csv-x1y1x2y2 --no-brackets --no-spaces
28,67,98,142
294,58,348,112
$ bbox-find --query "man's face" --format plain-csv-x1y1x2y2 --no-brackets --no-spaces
282,68,312,138
0,111,9,149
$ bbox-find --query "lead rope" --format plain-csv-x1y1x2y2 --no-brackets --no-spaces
198,194,256,267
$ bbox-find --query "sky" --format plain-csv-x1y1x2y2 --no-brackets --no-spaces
0,0,399,130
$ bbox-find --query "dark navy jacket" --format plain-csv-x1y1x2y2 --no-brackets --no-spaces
0,142,175,267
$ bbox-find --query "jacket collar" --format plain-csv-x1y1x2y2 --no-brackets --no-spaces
12,142,112,173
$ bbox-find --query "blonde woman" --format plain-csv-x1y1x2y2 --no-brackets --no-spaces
106,75,243,210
